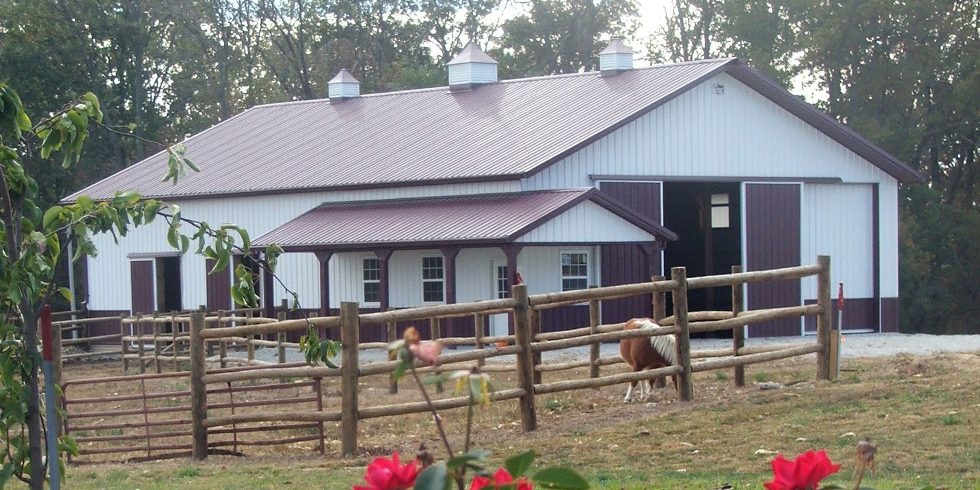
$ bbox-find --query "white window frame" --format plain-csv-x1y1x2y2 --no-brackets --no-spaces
421,256,445,304
495,263,509,299
361,256,381,306
711,193,731,229
559,250,590,292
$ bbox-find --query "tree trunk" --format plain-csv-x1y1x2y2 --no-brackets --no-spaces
21,304,44,490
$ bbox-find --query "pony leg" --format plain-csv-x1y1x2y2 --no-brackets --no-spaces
624,381,635,403
639,378,649,402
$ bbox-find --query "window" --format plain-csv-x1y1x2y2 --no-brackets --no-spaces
363,258,380,303
560,252,589,292
496,265,509,299
711,193,730,228
422,256,445,303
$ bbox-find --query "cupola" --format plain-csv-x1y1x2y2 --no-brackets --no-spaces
447,42,498,90
599,39,634,75
328,69,360,100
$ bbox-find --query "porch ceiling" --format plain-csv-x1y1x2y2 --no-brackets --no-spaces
252,189,677,252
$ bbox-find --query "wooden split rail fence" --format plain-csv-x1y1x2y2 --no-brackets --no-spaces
185,256,835,459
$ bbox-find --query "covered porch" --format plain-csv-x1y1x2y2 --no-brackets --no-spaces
253,189,676,341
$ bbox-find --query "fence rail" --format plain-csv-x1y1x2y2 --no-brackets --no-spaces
178,255,835,459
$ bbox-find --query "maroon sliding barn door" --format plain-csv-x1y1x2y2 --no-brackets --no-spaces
597,181,663,324
744,183,801,337
205,259,232,310
130,260,155,315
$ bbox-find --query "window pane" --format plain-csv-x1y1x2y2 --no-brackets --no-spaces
423,281,444,302
711,193,729,205
363,258,380,280
422,257,444,280
711,205,730,228
562,278,587,292
363,282,380,303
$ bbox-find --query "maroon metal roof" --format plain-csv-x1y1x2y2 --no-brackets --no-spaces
252,189,676,251
68,58,921,201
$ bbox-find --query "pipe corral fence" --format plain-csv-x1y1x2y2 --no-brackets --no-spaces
50,256,837,462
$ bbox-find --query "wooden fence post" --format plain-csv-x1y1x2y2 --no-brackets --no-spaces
277,300,287,369
170,311,179,371
245,309,255,364
816,255,832,381
531,308,542,385
588,298,600,380
651,275,667,388
731,265,745,387
340,301,360,456
512,284,537,432
152,313,162,373
671,267,693,402
473,313,485,367
651,276,666,322
429,317,443,393
136,313,146,374
190,312,208,460
120,314,129,374
217,311,227,369
387,321,398,394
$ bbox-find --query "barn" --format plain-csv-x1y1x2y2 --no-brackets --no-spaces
68,41,923,339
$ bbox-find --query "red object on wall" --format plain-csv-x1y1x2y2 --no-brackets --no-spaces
837,282,845,311
39,305,53,361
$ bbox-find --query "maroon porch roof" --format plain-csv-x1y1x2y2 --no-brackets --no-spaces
252,189,677,251
68,58,922,202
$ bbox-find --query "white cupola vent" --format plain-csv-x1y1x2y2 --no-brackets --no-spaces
447,42,498,90
599,39,634,75
328,69,360,100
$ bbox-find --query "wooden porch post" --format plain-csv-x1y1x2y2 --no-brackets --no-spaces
440,247,460,338
261,252,275,319
375,250,393,312
638,242,657,317
376,249,397,394
315,252,333,317
502,244,523,335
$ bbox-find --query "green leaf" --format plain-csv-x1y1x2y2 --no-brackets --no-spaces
446,450,489,470
532,467,589,490
505,450,536,478
413,463,449,490
42,206,64,231
58,287,72,302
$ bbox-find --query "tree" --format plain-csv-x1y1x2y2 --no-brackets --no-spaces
493,0,639,77
0,81,300,488
649,0,978,333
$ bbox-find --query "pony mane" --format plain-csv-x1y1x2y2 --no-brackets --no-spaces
635,319,677,365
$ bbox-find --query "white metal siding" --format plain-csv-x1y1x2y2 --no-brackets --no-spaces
518,246,598,295
516,201,655,243
525,72,895,190
878,179,899,297
85,181,521,311
801,184,875,300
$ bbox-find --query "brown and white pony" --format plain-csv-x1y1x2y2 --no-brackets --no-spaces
619,318,677,403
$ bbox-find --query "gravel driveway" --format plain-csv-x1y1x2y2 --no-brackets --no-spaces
250,332,980,365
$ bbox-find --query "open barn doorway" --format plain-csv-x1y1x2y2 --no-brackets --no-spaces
663,182,742,337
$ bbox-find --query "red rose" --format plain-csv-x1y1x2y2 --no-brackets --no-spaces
353,452,419,490
470,468,533,490
764,449,841,490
